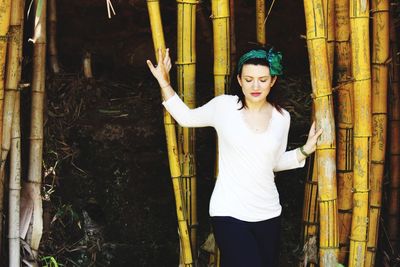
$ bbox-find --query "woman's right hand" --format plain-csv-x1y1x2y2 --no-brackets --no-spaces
146,48,172,88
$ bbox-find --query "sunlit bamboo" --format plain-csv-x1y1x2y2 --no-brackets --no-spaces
304,0,339,265
348,1,372,266
147,0,193,265
177,0,198,260
0,0,22,253
366,1,389,266
256,0,265,45
333,0,354,263
26,0,47,256
9,93,21,267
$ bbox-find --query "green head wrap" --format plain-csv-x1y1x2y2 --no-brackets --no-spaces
237,48,283,76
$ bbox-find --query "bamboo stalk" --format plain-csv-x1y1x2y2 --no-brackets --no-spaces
229,0,236,88
348,1,372,266
48,0,60,74
304,0,339,265
333,0,354,263
323,0,335,78
9,92,21,267
0,0,22,254
366,1,389,266
210,1,230,265
176,0,198,260
147,1,193,265
26,0,47,256
300,156,319,267
83,51,93,78
387,1,400,259
0,0,12,164
256,0,266,45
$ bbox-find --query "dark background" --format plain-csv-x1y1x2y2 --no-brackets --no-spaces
24,0,319,266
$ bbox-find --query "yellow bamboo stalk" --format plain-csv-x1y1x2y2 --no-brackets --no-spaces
256,0,265,45
210,1,229,265
333,0,354,263
366,1,389,266
0,0,22,254
304,0,339,265
26,0,47,255
348,1,372,266
9,92,20,267
300,156,319,267
48,0,60,74
387,1,400,258
147,1,193,265
211,0,230,178
230,0,236,85
323,0,335,78
176,0,198,260
0,0,12,161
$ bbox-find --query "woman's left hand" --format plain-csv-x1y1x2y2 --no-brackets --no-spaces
302,121,323,155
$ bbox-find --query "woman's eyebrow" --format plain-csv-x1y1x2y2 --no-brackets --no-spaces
242,75,270,78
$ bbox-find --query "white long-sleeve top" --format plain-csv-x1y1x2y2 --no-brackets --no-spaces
162,93,305,222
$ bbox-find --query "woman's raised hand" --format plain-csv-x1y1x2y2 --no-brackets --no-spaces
303,121,323,155
146,48,172,88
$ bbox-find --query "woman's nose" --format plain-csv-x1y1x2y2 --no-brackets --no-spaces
252,80,260,89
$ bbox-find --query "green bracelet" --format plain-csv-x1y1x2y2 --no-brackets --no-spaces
299,146,311,157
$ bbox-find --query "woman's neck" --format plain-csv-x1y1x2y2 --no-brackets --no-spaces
245,100,270,112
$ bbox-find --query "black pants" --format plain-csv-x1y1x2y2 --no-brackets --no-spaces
211,215,281,267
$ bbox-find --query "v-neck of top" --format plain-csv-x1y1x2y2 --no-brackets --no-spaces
238,105,276,135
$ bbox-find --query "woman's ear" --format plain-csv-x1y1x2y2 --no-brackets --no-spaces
237,74,242,87
271,76,277,87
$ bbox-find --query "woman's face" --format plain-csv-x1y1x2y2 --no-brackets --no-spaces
237,64,277,105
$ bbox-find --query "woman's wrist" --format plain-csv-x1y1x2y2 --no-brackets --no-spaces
299,145,311,158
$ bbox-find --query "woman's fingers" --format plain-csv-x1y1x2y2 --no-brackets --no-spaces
146,60,156,73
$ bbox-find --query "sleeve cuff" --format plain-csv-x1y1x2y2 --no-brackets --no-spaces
162,92,179,107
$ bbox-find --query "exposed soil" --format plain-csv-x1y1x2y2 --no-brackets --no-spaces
31,0,322,266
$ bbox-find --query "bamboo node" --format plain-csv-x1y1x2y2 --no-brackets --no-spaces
0,34,9,41
175,61,196,65
318,198,337,202
306,180,318,185
338,208,353,213
319,245,340,249
349,236,368,242
311,92,333,99
209,14,230,20
351,188,370,193
367,246,377,252
176,0,199,4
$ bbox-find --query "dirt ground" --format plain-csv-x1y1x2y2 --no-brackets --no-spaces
35,0,322,266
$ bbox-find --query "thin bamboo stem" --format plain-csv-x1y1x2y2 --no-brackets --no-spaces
27,0,47,255
348,1,372,266
366,1,389,266
9,92,21,267
387,1,400,259
256,0,266,45
333,0,354,263
229,0,236,88
48,0,60,74
147,1,193,265
177,0,198,260
304,0,339,265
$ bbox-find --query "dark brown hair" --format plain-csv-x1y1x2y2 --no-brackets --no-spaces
232,44,284,113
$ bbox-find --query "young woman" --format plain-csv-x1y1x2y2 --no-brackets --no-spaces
147,45,322,267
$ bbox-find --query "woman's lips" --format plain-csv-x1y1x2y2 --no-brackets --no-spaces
251,92,261,97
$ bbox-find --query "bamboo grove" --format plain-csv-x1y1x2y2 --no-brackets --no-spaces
147,0,400,266
0,0,399,266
